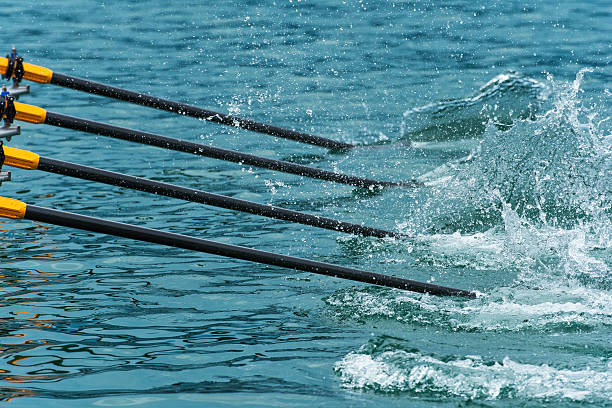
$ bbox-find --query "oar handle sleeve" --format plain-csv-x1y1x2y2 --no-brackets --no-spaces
0,57,53,83
13,102,47,124
0,197,26,219
2,146,40,169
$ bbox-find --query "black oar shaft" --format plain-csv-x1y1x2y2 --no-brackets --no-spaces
37,156,401,239
44,112,404,189
24,204,475,297
49,72,353,150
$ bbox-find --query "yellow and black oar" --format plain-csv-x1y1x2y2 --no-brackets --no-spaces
0,196,475,297
0,55,351,150
8,101,415,189
1,144,402,239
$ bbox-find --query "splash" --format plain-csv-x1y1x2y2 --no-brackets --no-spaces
329,72,611,403
401,71,547,143
334,341,612,402
414,69,610,231
329,182,611,334
325,280,612,333
329,71,611,332
475,70,609,226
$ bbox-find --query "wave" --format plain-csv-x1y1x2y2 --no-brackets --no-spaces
411,69,610,232
325,278,612,333
401,71,548,143
334,337,612,402
329,74,611,399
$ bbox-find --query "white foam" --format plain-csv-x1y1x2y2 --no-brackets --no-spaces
329,69,612,405
326,282,612,332
335,351,612,401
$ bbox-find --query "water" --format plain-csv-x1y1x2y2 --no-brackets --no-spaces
0,1,610,406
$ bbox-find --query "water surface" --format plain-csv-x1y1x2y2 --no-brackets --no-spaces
0,1,610,406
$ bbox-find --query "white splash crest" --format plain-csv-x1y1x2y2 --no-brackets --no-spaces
335,350,612,401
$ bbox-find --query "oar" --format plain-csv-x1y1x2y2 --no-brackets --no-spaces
11,102,414,189
2,144,402,239
0,56,352,150
0,196,475,297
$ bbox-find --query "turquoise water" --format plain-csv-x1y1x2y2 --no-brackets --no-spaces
1,1,610,406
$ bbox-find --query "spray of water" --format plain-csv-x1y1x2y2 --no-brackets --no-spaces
331,70,611,402
334,339,612,401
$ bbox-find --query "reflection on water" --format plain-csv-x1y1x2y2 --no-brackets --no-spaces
0,268,56,402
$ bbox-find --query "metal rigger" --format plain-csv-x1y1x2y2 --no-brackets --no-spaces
1,46,30,98
0,84,20,140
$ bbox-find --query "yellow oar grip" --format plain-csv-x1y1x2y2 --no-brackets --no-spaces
23,62,54,83
0,197,26,219
2,146,40,170
0,57,53,84
13,102,47,124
